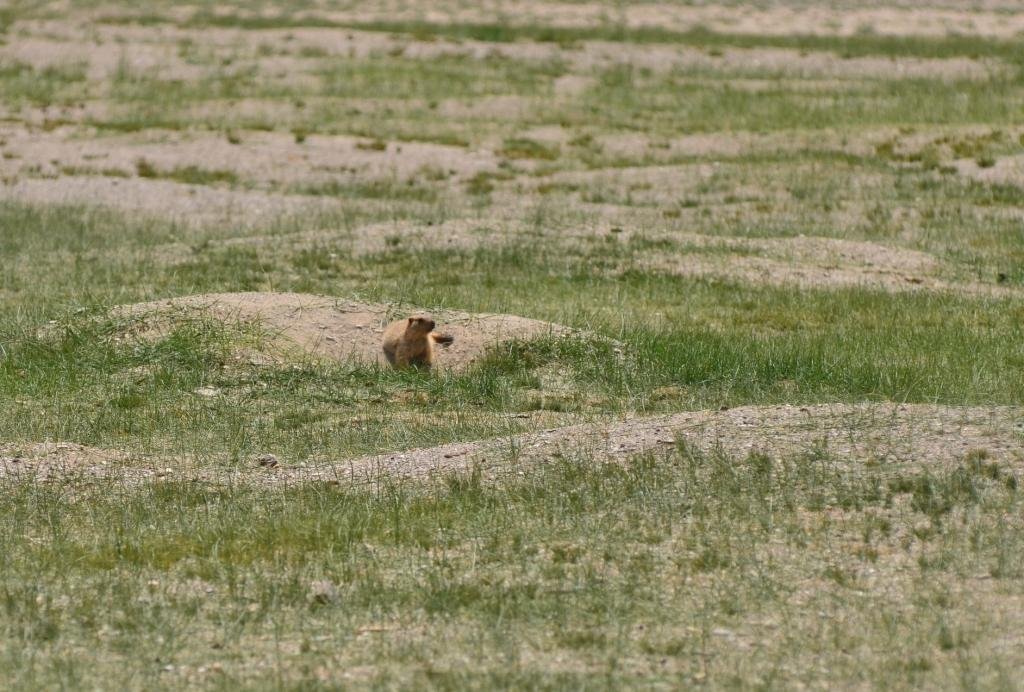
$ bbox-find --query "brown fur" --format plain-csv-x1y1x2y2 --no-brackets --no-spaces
381,314,453,369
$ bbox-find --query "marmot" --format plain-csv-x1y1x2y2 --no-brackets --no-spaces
381,314,454,369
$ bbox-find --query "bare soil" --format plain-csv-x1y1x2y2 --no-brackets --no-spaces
6,404,1021,487
314,2,1024,39
642,244,1008,296
0,442,131,481
0,125,496,189
0,175,343,225
296,402,1024,484
954,154,1024,186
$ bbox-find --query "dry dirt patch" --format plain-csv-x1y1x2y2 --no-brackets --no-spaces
570,42,1003,81
954,154,1024,187
115,291,576,371
642,249,1013,296
0,442,132,481
641,239,961,295
0,126,495,188
295,403,1024,485
0,36,205,82
0,175,343,225
643,231,964,293
0,121,497,225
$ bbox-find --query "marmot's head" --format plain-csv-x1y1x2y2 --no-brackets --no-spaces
406,314,436,334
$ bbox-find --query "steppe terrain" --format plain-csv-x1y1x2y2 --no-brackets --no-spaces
1,1,1023,688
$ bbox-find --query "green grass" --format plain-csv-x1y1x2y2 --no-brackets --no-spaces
181,9,345,31
134,159,240,186
499,137,561,161
110,62,298,104
71,13,1024,147
90,63,1024,149
89,50,561,139
107,53,562,104
296,178,439,203
1,442,1021,687
99,12,1024,66
0,313,539,460
0,60,88,106
318,55,563,101
568,67,1024,135
341,20,1024,66
1,211,1022,463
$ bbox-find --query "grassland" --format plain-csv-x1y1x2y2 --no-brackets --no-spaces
1,1,1023,688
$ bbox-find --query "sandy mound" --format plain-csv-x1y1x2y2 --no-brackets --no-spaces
295,403,1024,484
115,292,576,371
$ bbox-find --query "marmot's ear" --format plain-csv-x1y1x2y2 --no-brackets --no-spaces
407,317,414,324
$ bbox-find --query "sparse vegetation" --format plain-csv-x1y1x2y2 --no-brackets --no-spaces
296,178,438,202
0,60,88,106
499,137,561,161
355,138,387,152
2,440,1021,687
135,158,239,186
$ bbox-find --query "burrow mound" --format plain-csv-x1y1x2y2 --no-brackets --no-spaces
113,292,578,371
294,403,1024,484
